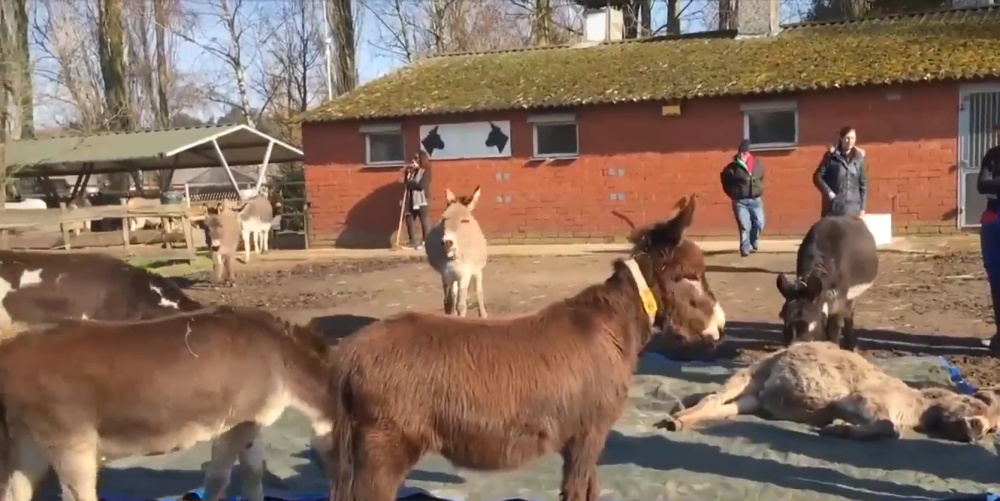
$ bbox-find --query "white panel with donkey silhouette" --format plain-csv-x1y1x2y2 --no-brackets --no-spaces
418,121,512,160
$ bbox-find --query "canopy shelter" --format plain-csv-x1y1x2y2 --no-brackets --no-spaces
5,124,303,200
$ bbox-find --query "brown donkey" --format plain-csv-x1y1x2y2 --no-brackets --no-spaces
327,195,720,501
0,306,334,501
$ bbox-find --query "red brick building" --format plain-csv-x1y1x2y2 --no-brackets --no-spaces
300,5,1000,248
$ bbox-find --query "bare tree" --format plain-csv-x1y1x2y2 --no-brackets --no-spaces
98,0,132,132
326,0,357,95
153,0,171,127
173,0,276,127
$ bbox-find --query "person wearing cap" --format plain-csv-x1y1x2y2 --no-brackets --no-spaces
814,126,867,218
720,139,765,257
976,125,1000,355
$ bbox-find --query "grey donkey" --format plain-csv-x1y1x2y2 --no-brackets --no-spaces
425,186,488,317
237,187,275,263
204,201,241,285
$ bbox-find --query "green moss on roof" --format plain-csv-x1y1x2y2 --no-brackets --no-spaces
301,7,1000,123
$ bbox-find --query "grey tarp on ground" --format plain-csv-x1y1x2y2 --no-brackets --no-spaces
46,354,998,501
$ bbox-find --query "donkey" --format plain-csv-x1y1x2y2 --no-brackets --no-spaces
655,341,1000,442
327,195,724,501
775,215,878,350
424,186,488,317
0,305,334,501
203,201,241,285
236,188,275,263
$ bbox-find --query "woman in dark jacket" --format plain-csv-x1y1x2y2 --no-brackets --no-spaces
401,151,432,249
976,127,1000,355
814,126,868,218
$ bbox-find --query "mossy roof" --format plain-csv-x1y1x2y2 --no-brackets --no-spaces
301,6,1000,123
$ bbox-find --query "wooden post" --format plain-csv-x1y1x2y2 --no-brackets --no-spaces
58,201,71,250
120,198,131,255
181,211,196,263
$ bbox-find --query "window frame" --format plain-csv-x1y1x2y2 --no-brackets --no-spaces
740,101,799,151
360,123,406,167
529,113,580,159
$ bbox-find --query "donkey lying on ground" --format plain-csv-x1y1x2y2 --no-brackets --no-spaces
424,186,488,317
776,215,878,350
0,305,334,501
0,250,202,337
654,341,1000,442
327,195,723,501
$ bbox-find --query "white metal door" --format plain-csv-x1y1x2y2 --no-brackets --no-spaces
958,84,1000,228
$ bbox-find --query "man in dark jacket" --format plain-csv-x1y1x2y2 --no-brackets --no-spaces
720,139,765,257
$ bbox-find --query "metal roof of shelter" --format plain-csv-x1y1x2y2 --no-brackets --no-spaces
5,124,303,178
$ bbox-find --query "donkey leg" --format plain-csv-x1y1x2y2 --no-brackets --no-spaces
474,272,487,318
442,277,455,315
656,366,762,431
352,426,422,501
48,443,99,501
235,426,266,501
824,313,843,346
203,426,252,501
560,430,609,501
840,300,858,351
1,435,50,501
819,394,899,440
241,229,252,263
456,273,472,317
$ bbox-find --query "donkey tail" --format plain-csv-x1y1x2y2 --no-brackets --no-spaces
330,372,355,501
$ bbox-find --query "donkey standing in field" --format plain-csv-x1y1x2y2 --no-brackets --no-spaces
655,341,1000,442
204,201,241,285
776,215,878,350
328,195,725,501
0,305,334,501
236,188,275,263
424,186,488,317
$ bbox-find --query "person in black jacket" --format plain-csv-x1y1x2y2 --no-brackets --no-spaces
814,126,868,218
401,151,432,249
720,139,765,257
976,129,1000,355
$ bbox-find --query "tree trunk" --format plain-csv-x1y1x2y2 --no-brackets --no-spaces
666,0,680,35
98,0,133,192
534,0,551,45
327,0,356,95
718,0,735,30
13,0,30,139
153,0,170,128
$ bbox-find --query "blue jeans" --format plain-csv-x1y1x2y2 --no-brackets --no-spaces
733,197,764,254
981,220,1000,339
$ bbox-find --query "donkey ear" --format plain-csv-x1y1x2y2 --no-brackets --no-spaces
468,186,481,210
445,188,456,204
648,194,697,246
775,273,797,299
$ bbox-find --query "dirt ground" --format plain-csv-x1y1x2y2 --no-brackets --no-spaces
179,248,1000,388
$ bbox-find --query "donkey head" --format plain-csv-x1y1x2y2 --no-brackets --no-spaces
776,273,832,344
921,387,1000,443
625,194,724,355
440,186,483,260
484,122,509,153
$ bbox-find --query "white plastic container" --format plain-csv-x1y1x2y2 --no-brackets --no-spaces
861,213,893,247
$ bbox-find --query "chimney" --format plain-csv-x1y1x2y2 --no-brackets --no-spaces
582,7,625,43
734,0,780,38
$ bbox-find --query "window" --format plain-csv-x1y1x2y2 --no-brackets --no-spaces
361,123,405,166
529,113,579,158
741,101,798,149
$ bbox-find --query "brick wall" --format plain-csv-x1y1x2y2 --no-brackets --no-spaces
303,81,963,248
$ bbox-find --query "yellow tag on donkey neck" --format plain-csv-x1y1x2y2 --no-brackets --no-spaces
639,288,658,319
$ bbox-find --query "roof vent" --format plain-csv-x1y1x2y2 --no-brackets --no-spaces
583,7,624,43
734,0,780,38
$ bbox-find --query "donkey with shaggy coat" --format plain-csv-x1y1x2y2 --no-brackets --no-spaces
655,341,1000,442
0,306,334,501
776,215,878,350
327,195,723,501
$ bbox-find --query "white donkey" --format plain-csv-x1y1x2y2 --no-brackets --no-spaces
236,187,275,263
425,186,488,317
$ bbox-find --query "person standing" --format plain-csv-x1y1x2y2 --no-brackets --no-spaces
976,124,1000,355
402,151,432,250
720,139,765,257
814,126,868,218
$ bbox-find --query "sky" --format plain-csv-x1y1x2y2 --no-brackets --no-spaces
31,0,807,128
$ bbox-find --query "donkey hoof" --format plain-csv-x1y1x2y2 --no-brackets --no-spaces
653,418,682,432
